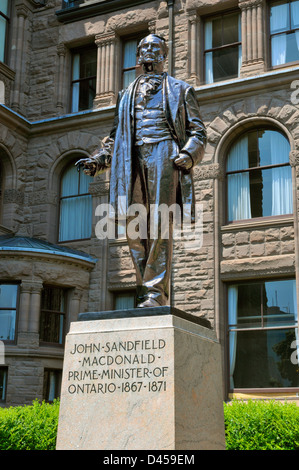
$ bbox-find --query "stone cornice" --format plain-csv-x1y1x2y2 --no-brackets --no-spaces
56,0,154,24
0,249,96,270
220,254,295,280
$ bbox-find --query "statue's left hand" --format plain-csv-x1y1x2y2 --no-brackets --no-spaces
173,153,193,171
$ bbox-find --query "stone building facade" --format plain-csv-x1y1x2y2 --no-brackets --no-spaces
0,0,298,406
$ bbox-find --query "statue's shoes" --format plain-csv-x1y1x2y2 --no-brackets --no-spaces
137,297,161,308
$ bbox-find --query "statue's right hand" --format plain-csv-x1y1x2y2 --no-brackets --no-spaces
75,157,98,176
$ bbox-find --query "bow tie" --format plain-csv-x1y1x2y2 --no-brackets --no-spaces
138,74,163,97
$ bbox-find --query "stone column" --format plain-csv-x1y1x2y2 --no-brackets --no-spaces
188,10,200,86
17,280,43,348
68,288,84,326
28,281,43,336
94,33,117,108
56,43,67,114
11,5,29,112
239,0,266,76
18,281,32,334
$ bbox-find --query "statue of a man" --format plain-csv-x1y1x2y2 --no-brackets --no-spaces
76,34,206,308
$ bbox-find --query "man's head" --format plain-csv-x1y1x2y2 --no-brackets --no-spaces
137,34,168,72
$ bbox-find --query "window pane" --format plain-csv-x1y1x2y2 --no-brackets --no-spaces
59,195,92,241
211,17,222,48
229,280,298,389
123,69,137,89
235,283,262,328
80,49,97,78
227,130,292,220
285,31,299,62
0,0,8,16
0,310,16,340
229,280,297,328
123,39,138,68
41,286,64,312
210,45,240,82
71,48,96,112
270,2,289,33
72,53,80,81
258,130,290,166
60,165,92,242
0,284,18,309
40,311,64,343
0,368,6,401
222,12,240,44
115,293,135,310
61,165,79,197
264,280,297,326
40,287,65,344
79,168,93,195
77,77,96,112
291,0,299,28
204,20,213,49
271,33,287,65
232,328,299,388
0,16,7,63
43,369,61,402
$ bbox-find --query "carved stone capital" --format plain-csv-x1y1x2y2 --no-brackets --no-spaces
186,9,198,22
16,5,29,18
57,43,67,57
21,279,43,294
239,0,264,9
95,32,117,47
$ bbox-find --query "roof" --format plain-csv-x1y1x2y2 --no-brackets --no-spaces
0,235,97,264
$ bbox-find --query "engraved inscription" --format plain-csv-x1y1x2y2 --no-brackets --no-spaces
66,339,168,395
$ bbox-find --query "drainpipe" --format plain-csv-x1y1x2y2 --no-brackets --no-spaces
167,0,175,76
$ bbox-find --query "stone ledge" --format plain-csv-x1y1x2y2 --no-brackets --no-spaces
78,305,212,329
220,254,295,280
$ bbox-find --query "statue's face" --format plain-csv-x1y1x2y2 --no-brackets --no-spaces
138,35,166,65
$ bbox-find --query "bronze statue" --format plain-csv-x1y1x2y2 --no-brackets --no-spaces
76,34,206,308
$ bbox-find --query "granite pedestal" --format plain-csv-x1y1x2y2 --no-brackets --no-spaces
56,307,225,450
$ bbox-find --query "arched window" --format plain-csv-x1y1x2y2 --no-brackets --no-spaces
58,162,93,242
226,129,292,222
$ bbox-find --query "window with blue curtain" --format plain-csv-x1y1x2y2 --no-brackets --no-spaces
0,0,10,63
122,34,146,89
114,292,136,310
59,162,93,241
228,279,299,390
204,11,242,84
226,129,292,222
270,0,299,66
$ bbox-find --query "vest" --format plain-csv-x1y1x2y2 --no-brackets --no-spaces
134,76,172,146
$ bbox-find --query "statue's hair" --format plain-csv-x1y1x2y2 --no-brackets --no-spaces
136,34,168,58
